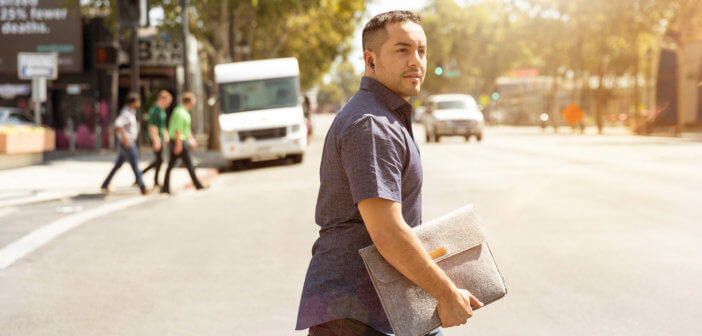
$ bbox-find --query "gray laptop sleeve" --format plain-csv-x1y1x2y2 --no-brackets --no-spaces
359,205,507,336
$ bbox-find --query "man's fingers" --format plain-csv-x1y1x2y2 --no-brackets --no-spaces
470,295,484,308
459,289,484,308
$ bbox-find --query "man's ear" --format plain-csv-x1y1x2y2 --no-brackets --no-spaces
363,50,376,72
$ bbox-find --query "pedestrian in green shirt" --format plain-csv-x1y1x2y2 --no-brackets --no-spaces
141,90,172,187
161,92,205,194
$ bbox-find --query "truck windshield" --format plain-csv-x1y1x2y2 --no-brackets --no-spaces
219,76,299,113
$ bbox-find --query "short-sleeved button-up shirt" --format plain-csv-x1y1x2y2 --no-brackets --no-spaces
146,105,167,143
114,106,138,143
168,104,192,140
296,76,423,334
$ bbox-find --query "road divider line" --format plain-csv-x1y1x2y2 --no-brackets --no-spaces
0,197,149,270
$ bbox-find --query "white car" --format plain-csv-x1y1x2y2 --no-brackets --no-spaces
422,94,484,143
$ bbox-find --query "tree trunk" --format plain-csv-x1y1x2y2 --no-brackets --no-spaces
206,1,232,150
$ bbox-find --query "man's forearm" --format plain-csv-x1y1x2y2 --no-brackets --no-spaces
117,127,130,147
148,125,160,144
359,199,457,301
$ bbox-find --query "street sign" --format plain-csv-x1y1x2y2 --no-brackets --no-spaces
480,94,490,107
445,70,460,78
138,36,183,67
17,52,58,80
561,102,584,126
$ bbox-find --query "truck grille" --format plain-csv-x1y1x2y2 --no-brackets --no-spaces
239,127,287,141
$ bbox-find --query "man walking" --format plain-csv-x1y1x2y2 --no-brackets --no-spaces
161,92,205,194
296,11,482,336
141,90,172,188
101,92,149,195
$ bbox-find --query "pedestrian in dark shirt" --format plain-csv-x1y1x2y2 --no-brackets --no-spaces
296,11,482,336
161,92,205,194
141,90,172,188
101,93,149,195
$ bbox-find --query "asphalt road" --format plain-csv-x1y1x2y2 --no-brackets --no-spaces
1,114,701,335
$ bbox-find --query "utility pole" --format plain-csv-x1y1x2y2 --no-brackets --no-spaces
130,24,140,95
181,0,190,93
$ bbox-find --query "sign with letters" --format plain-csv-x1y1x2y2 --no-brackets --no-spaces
0,0,82,74
138,35,183,67
17,52,57,79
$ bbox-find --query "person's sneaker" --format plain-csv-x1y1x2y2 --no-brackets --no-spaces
141,188,152,195
100,186,111,193
160,188,171,195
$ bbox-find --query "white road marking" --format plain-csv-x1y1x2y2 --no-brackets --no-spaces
0,197,149,270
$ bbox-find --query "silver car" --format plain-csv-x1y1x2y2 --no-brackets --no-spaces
422,94,484,143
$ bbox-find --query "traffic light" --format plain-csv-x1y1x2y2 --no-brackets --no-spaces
434,65,443,76
118,0,148,27
95,45,118,67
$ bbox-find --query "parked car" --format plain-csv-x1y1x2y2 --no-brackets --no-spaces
422,94,484,142
215,57,307,167
0,107,34,126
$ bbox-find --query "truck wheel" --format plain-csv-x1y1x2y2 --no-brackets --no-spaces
476,134,483,142
231,159,249,171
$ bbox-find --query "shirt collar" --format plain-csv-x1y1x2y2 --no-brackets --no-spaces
360,76,413,116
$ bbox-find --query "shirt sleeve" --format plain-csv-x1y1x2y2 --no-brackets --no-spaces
148,106,159,126
114,111,128,128
338,116,406,205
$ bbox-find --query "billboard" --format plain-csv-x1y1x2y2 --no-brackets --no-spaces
0,0,82,74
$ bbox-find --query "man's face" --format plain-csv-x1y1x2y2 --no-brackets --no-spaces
185,98,196,110
373,21,427,100
157,96,171,109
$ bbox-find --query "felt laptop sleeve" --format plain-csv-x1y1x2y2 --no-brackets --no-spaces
359,205,507,336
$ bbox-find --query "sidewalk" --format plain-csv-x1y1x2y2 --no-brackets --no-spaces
0,149,225,208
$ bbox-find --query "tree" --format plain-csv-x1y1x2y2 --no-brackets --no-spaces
419,0,530,96
79,0,365,148
316,59,361,111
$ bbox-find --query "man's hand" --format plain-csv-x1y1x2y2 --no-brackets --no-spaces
436,288,483,327
117,126,131,149
153,138,161,151
189,136,198,149
358,198,482,329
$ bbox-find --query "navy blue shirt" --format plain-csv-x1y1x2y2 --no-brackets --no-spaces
296,77,423,334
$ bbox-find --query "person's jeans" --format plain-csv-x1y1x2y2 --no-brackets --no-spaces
308,319,443,336
162,140,203,193
101,144,145,192
141,146,164,185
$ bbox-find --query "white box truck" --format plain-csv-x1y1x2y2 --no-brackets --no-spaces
214,57,307,166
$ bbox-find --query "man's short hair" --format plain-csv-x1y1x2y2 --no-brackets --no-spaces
158,90,172,101
182,92,196,104
126,92,140,105
362,10,422,53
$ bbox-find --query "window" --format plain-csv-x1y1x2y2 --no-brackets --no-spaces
219,76,299,114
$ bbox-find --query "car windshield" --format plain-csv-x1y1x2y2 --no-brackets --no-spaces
435,98,478,110
0,108,33,124
219,76,299,114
